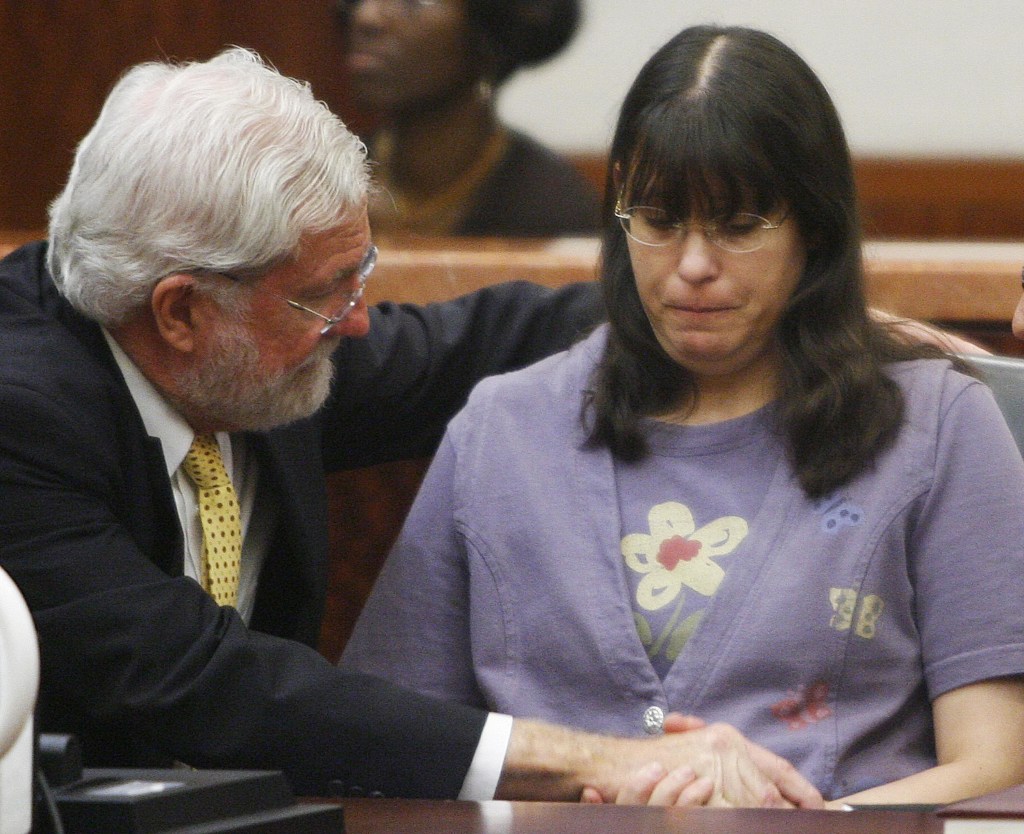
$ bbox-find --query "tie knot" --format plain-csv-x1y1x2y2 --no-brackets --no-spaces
181,434,231,490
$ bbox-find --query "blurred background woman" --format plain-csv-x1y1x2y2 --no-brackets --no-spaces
336,0,600,237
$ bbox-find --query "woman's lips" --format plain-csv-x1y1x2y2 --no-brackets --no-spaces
668,301,736,315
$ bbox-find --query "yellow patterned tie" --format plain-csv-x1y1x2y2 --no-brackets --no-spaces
180,434,241,607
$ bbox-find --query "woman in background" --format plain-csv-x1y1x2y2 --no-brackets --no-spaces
336,0,600,237
341,26,1024,806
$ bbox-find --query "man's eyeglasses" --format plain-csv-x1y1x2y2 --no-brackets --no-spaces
614,199,785,254
210,243,378,337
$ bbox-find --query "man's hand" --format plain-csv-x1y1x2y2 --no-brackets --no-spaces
630,721,820,808
664,713,821,808
496,717,823,809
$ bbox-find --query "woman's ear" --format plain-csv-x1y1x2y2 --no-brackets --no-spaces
150,273,201,353
612,162,623,195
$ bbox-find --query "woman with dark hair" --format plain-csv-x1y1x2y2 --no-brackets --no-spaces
342,26,1024,806
336,0,599,237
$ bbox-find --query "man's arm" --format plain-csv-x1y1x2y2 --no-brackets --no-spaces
323,281,603,470
871,307,989,355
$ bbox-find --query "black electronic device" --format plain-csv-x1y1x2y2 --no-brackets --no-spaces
51,768,343,834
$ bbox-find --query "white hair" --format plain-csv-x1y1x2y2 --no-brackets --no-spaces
48,47,369,325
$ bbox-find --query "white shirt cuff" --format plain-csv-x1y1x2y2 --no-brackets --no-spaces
457,712,513,801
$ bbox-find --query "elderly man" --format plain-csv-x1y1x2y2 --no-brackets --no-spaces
0,48,821,808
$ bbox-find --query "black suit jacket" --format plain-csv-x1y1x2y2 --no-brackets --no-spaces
0,241,602,797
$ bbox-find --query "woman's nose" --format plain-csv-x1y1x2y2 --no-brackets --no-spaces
674,228,720,283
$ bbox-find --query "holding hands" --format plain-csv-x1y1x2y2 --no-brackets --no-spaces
499,714,822,810
579,713,822,809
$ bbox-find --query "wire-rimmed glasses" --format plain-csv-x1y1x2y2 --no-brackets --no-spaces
278,244,377,336
210,243,378,337
614,200,785,254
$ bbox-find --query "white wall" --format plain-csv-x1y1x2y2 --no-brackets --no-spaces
498,0,1024,157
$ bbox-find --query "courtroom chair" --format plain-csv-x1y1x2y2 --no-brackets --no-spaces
960,353,1024,456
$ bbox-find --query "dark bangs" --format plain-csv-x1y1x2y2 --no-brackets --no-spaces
618,92,787,222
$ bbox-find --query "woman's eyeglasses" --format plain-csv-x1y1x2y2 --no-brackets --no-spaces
615,200,784,254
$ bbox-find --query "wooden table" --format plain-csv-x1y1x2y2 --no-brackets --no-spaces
337,798,944,833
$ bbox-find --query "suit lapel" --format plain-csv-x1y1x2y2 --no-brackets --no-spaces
247,423,329,645
53,285,185,574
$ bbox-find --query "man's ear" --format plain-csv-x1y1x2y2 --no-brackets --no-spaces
150,273,201,353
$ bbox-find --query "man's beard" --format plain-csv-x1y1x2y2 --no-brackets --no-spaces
176,320,337,432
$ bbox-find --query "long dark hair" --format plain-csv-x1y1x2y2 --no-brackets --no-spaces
465,0,580,83
587,25,949,499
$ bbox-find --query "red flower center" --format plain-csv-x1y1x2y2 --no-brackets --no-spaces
656,535,701,570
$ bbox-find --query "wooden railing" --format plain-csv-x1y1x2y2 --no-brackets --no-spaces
363,236,1024,323
7,233,1021,325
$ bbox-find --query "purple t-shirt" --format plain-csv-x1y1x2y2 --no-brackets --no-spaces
342,328,1024,799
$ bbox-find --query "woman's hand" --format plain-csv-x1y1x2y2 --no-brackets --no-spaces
579,713,712,805
580,762,714,806
578,713,822,809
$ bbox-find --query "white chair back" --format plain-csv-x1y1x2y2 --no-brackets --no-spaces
959,353,1024,456
0,567,38,834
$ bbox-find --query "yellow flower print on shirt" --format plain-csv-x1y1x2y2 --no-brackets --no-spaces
623,502,749,664
622,501,748,611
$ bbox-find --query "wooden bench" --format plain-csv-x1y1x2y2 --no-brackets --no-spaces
364,236,1024,321
5,235,1022,328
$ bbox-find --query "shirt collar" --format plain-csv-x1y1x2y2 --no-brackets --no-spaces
102,329,195,478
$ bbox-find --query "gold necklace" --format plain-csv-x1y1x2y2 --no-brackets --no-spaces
369,128,509,235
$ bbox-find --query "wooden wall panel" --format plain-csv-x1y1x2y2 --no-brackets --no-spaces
322,460,428,664
855,158,1024,240
0,0,361,231
570,154,1024,241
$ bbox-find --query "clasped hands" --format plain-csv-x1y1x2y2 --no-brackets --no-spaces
581,713,823,809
